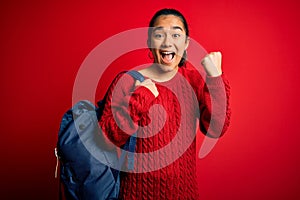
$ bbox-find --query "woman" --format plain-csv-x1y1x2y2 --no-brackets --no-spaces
99,8,231,200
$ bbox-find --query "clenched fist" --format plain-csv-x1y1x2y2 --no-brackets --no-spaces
201,51,222,77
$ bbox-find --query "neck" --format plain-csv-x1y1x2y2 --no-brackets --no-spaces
149,64,179,82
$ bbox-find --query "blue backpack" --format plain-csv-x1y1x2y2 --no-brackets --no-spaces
55,71,144,200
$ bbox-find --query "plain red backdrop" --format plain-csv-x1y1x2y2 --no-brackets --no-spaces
0,0,299,199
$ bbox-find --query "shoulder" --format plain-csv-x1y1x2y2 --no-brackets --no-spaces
108,71,137,94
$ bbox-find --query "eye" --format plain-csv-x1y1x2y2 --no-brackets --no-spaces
153,33,164,39
172,33,181,38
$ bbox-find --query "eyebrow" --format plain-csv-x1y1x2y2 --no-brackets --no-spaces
152,26,184,32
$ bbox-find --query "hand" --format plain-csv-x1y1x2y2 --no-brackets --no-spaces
135,79,159,98
201,51,222,77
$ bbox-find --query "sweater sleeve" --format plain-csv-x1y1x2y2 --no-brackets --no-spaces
98,72,156,147
198,73,231,138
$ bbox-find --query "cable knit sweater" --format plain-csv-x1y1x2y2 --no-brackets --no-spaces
99,64,231,200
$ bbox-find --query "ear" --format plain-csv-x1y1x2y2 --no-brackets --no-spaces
185,36,190,50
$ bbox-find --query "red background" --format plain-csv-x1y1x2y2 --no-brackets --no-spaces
1,0,299,199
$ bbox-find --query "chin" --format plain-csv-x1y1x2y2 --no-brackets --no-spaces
157,63,179,72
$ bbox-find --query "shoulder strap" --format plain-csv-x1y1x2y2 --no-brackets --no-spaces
121,132,136,170
112,70,144,171
123,70,144,170
127,70,145,82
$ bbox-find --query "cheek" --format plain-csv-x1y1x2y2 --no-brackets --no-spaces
176,41,188,54
150,49,160,60
150,40,162,58
176,40,187,49
149,38,161,49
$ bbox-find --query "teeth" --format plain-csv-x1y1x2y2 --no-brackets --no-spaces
161,51,175,60
161,51,173,55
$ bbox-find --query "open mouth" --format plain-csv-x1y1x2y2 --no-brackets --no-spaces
160,51,175,64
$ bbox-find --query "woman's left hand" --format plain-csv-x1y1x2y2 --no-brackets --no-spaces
201,51,222,77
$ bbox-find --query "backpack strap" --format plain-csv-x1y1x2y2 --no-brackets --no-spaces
125,70,144,170
120,133,137,170
127,70,145,83
99,70,144,171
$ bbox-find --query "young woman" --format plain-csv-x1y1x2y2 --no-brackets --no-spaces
99,8,231,200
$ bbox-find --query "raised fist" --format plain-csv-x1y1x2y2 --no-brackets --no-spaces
201,51,222,77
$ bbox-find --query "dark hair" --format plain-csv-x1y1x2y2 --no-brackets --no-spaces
148,8,189,67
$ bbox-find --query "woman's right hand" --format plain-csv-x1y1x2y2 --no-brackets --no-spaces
135,79,159,98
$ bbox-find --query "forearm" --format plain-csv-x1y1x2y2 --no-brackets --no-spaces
199,73,231,138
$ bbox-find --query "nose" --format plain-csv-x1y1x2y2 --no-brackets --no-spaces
161,33,172,48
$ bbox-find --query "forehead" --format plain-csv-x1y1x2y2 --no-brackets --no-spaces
153,15,185,31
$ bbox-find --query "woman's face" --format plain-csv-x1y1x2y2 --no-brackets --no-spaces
149,14,189,72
